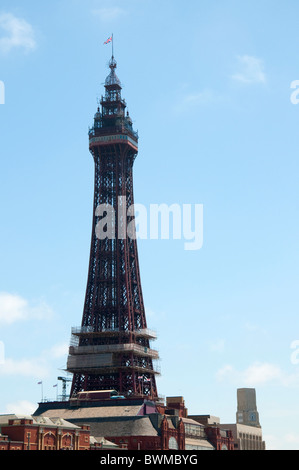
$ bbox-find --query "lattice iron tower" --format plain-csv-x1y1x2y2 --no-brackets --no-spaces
67,56,159,400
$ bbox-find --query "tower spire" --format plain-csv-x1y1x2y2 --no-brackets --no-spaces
103,33,114,59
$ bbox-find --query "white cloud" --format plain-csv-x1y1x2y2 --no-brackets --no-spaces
232,55,266,84
216,364,235,381
92,7,125,22
0,13,36,53
4,400,37,416
216,361,299,387
243,362,282,385
0,292,26,324
0,292,54,325
48,342,69,359
0,357,48,378
0,342,68,380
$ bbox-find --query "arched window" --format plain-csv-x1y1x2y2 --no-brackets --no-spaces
169,437,178,450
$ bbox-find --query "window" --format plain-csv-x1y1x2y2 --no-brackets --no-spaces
184,423,205,438
169,437,178,450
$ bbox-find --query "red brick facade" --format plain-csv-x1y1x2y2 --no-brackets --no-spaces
0,417,90,450
204,426,234,450
102,416,185,451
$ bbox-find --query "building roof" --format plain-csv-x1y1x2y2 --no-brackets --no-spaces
166,417,176,429
35,404,144,420
0,414,81,429
83,416,159,439
0,414,20,425
182,417,205,427
33,416,81,429
188,415,220,425
90,436,119,448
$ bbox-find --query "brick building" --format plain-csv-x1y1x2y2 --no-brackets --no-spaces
204,426,234,450
162,398,233,450
1,396,243,451
0,432,23,451
0,415,91,450
34,395,186,451
32,393,238,451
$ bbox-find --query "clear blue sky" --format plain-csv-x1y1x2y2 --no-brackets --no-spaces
0,0,299,450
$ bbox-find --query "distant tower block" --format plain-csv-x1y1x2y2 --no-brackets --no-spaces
236,388,261,427
66,55,159,400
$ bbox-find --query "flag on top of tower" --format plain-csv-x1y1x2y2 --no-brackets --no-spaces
104,36,112,45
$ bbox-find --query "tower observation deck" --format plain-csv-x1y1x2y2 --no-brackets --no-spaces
67,56,159,400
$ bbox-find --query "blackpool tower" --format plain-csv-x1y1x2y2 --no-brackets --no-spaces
66,55,159,400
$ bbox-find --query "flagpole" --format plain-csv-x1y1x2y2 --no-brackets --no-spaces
112,33,114,58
